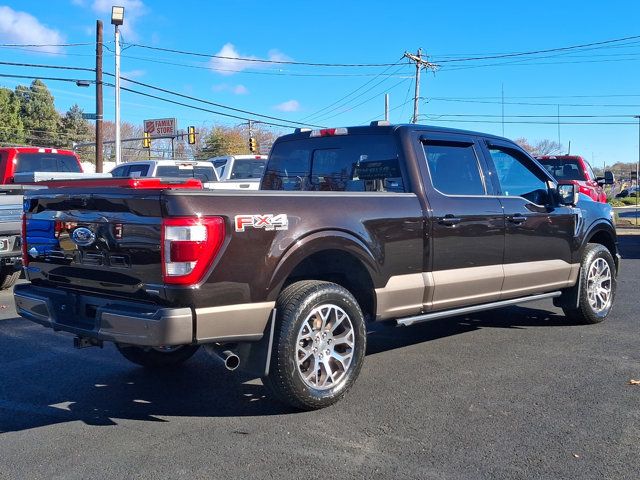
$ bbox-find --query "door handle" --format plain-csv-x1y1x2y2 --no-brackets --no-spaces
508,214,527,224
439,214,461,226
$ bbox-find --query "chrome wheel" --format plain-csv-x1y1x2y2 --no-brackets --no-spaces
586,257,612,314
296,303,355,390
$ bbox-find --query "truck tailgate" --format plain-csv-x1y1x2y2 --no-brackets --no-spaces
24,189,164,296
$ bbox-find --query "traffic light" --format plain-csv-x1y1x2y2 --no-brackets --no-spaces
188,126,196,145
143,131,151,148
249,137,257,153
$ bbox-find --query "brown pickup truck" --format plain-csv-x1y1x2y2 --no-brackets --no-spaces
15,123,619,410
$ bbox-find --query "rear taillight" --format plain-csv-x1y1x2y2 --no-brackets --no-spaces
161,217,225,285
21,214,28,266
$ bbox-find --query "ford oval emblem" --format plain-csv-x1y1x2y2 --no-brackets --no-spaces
71,227,96,247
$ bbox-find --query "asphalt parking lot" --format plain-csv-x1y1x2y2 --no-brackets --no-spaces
0,236,638,480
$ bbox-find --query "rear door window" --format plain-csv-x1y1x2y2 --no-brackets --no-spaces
423,142,486,196
15,153,81,173
262,134,405,192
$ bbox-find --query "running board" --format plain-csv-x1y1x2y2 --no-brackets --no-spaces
396,291,562,327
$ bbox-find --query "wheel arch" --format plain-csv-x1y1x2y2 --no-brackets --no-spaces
582,221,618,271
267,231,380,320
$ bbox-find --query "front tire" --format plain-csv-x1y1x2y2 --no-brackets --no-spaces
563,243,616,324
0,269,20,290
263,281,366,410
116,344,200,368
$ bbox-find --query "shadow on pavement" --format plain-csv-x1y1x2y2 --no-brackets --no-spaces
0,301,575,433
618,234,640,260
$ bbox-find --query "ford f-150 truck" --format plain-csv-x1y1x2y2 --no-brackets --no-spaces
14,123,619,410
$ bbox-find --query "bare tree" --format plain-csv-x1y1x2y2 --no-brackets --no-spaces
514,137,563,156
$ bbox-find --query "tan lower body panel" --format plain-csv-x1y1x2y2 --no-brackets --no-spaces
501,260,578,300
375,261,580,320
195,301,275,342
430,265,503,310
374,273,428,320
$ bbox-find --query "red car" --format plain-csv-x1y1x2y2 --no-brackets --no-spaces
0,147,83,184
537,155,613,203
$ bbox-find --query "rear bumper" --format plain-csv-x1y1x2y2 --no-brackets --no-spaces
13,284,275,347
14,284,193,346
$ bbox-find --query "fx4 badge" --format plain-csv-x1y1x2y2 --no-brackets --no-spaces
235,214,289,232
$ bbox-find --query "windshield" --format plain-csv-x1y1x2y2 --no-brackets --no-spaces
539,158,585,181
156,165,215,182
15,153,81,174
230,159,266,179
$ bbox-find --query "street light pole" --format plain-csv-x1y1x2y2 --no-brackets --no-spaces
111,6,124,165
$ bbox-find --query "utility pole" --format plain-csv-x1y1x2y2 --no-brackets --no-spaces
95,20,104,172
403,49,438,124
384,93,389,122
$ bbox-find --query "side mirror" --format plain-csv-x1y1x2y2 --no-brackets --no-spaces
558,183,579,206
596,170,614,185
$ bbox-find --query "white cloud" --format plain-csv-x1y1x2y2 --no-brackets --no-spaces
274,100,300,112
90,0,147,41
0,6,65,54
233,84,249,95
212,83,249,95
209,43,292,76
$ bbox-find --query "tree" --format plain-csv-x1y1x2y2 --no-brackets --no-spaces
15,80,62,147
60,104,92,148
199,126,248,158
514,137,563,156
0,87,25,145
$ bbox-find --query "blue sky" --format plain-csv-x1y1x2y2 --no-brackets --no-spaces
1,0,640,166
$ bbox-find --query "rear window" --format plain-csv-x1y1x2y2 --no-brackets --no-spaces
262,134,405,192
156,165,215,182
539,158,585,181
230,159,266,179
15,153,81,174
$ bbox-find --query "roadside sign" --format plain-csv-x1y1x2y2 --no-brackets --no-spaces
259,143,272,155
82,113,99,120
144,118,177,137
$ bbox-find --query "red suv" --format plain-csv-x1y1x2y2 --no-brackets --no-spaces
537,155,612,203
0,147,83,184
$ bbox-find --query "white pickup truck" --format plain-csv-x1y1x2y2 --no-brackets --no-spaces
208,155,267,190
109,160,219,188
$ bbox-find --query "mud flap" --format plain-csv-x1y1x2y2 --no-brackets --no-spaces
553,269,581,310
235,309,276,378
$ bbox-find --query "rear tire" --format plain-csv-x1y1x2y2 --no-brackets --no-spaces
116,344,200,368
563,243,616,324
0,269,20,290
263,281,366,410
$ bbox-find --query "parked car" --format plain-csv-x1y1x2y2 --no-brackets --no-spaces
208,154,267,190
615,186,639,198
16,123,619,410
536,155,613,203
0,186,29,289
0,147,83,184
110,160,219,187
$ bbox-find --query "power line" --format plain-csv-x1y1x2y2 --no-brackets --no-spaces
105,72,326,128
425,97,640,108
301,61,407,122
125,43,401,67
0,42,97,48
0,72,94,84
424,118,638,125
0,61,95,72
112,50,412,78
432,34,640,63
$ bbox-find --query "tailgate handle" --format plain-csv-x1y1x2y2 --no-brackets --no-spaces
239,184,251,188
